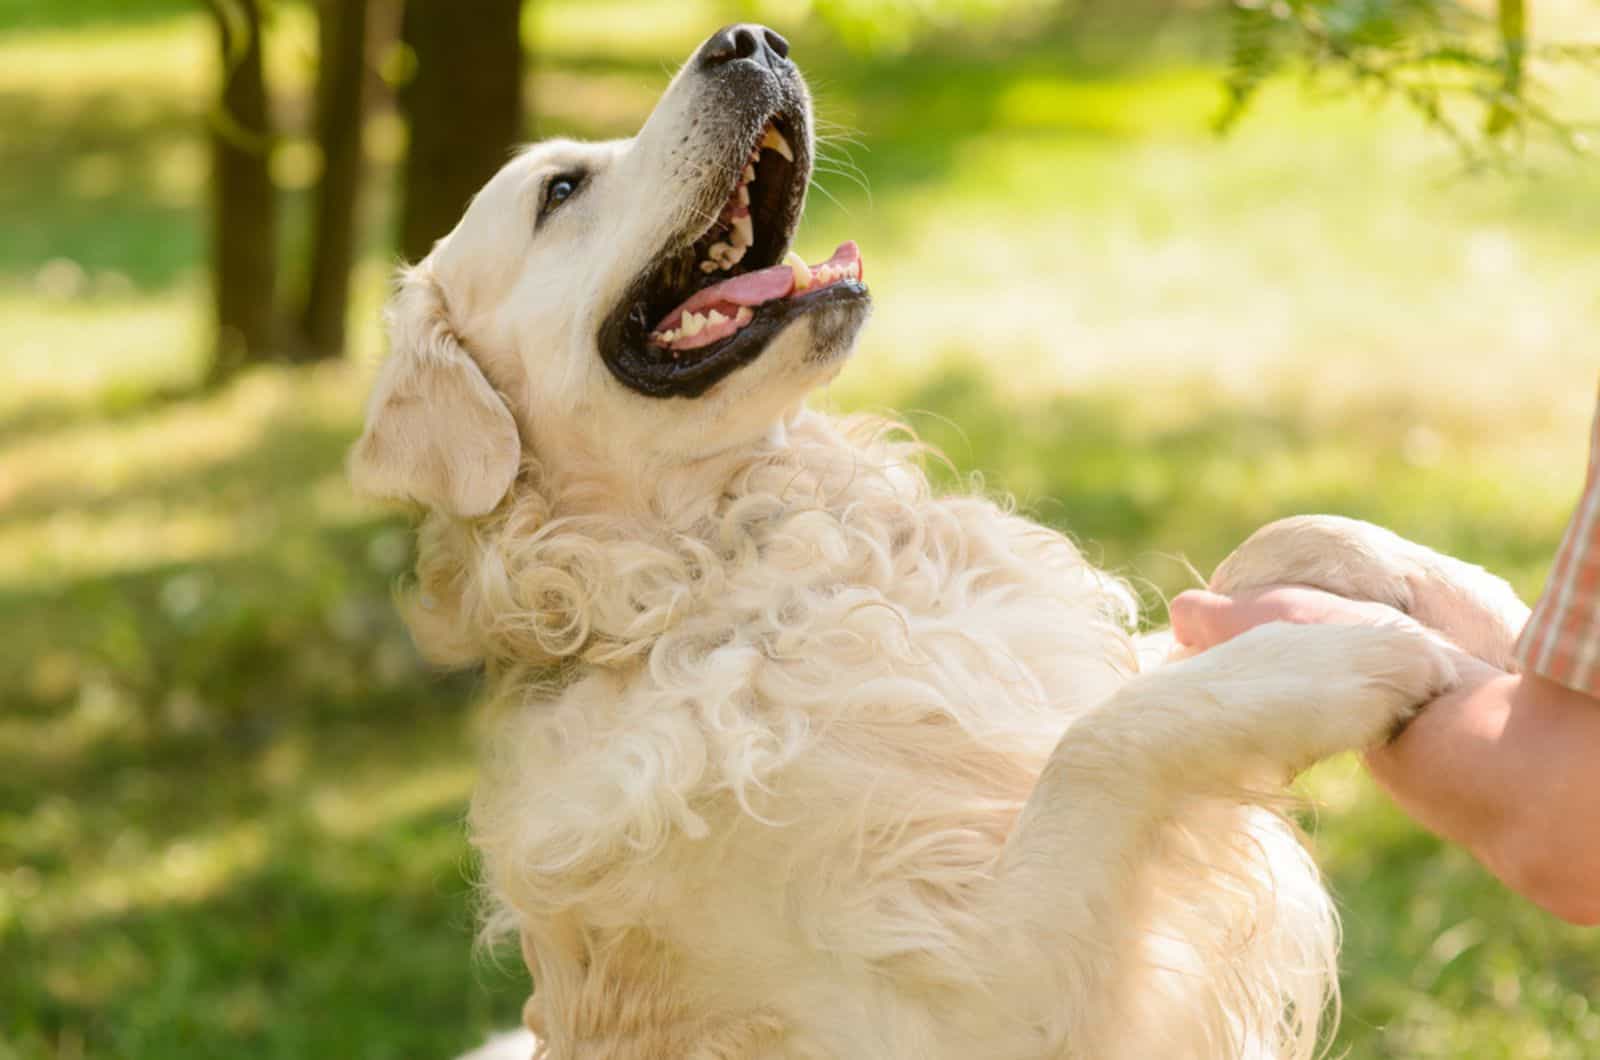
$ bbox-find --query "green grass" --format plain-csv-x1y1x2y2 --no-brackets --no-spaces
3,1,1599,1057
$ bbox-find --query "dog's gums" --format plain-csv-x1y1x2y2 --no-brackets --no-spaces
695,122,793,275
640,117,867,356
649,241,864,352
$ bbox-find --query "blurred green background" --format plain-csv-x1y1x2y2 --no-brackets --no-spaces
3,0,1599,1057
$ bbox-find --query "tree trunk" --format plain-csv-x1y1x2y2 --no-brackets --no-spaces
297,0,373,361
207,0,278,386
397,0,525,264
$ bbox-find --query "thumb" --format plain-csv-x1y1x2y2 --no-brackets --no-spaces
1169,589,1247,651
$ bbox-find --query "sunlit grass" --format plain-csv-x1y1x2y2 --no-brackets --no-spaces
0,288,206,406
4,2,1599,1058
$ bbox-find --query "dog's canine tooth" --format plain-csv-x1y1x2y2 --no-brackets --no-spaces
761,125,795,162
741,163,756,184
731,215,754,249
784,251,812,291
734,306,753,326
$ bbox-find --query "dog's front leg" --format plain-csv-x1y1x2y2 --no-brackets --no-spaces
1210,514,1530,670
982,619,1456,1059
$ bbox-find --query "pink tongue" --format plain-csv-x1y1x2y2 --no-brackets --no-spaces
655,241,861,334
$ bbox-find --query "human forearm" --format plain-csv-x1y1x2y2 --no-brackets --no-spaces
1364,661,1600,925
1173,586,1600,924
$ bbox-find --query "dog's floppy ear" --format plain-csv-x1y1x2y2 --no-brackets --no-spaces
349,265,520,517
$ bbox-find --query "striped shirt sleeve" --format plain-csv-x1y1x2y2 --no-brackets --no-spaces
1515,401,1600,697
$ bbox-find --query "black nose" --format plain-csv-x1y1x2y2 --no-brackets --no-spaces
699,24,790,72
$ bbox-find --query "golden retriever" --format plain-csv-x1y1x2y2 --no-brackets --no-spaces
349,24,1527,1060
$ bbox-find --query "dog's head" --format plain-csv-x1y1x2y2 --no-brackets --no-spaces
351,25,871,518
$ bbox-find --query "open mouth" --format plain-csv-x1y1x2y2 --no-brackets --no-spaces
648,121,863,354
600,112,870,398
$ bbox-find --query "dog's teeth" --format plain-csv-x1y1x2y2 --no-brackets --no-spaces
741,163,756,184
784,251,812,291
736,184,750,207
700,260,718,273
681,311,706,337
735,307,753,326
709,240,733,260
706,309,728,327
761,125,795,162
731,215,754,249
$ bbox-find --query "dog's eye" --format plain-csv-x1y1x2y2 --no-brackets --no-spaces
541,173,584,218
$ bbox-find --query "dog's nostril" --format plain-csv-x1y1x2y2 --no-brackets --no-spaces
701,24,789,70
731,26,761,60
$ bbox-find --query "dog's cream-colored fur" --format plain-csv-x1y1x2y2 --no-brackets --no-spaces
350,37,1524,1060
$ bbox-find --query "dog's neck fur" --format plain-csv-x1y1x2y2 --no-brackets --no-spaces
406,408,1138,678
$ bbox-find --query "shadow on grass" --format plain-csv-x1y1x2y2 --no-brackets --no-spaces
2,511,510,1056
860,361,1563,612
5,806,528,1059
0,89,208,291
0,396,355,531
0,378,221,451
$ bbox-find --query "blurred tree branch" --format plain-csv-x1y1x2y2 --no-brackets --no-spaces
1218,0,1599,168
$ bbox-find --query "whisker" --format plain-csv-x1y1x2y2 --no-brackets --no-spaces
807,177,850,215
813,164,873,205
813,112,865,134
814,139,873,188
815,127,871,151
814,152,871,183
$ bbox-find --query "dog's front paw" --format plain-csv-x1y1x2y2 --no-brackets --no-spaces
1211,515,1529,671
1306,621,1458,755
1200,620,1459,773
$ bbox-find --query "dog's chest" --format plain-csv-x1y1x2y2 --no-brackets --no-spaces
480,494,1143,1057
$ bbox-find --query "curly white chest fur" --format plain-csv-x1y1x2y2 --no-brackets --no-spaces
413,417,1376,1060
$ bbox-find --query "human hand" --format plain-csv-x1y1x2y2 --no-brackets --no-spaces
1169,585,1415,656
1169,583,1499,749
1171,586,1600,924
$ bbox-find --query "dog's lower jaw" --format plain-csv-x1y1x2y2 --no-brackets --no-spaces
799,284,872,365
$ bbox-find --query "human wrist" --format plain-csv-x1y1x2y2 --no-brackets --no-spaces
1360,656,1514,848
